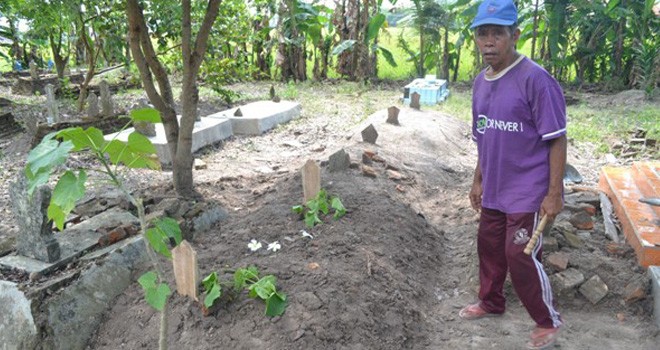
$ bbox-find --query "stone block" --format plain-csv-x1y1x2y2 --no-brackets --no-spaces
386,106,400,125
562,229,583,249
551,268,585,293
543,236,559,252
410,92,421,109
207,100,301,135
0,281,37,349
579,274,608,304
329,149,350,172
361,124,378,144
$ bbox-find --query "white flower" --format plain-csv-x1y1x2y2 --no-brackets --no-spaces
300,230,313,239
267,241,282,252
248,239,262,252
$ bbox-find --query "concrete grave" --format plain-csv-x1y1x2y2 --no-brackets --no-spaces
0,235,149,350
45,84,59,124
0,207,138,275
105,115,233,165
9,175,60,263
99,80,114,116
207,100,301,135
302,160,321,203
361,124,378,144
86,92,99,118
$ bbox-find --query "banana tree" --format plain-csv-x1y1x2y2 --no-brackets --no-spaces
332,0,397,81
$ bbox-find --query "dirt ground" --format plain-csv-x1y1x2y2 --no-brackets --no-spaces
1,80,659,349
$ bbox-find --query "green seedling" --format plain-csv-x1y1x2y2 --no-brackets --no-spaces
292,188,346,228
202,272,222,309
234,266,288,317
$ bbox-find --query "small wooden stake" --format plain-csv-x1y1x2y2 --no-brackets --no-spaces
172,240,199,301
302,159,321,203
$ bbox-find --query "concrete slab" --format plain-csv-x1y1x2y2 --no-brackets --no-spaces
0,255,52,274
650,266,660,328
207,100,301,135
105,116,233,164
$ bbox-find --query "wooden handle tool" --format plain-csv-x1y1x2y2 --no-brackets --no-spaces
524,214,548,255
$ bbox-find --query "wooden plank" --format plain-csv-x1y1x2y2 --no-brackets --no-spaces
302,159,321,203
172,240,199,301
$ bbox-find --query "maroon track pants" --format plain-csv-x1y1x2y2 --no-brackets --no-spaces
477,207,562,329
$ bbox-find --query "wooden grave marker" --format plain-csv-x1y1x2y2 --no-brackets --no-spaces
172,240,199,301
302,159,321,202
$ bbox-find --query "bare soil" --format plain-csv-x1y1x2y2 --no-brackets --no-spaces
1,80,659,349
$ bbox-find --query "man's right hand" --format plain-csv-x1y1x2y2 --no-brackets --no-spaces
469,181,483,211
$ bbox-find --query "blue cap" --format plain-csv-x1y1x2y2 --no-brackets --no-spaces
470,0,518,29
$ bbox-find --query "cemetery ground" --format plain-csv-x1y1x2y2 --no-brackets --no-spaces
0,75,659,349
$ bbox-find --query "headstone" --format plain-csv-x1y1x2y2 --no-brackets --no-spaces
134,121,157,137
172,240,199,301
361,124,378,144
328,149,350,172
86,92,99,118
9,175,60,263
387,106,400,125
410,92,421,109
29,60,39,81
45,84,59,125
301,160,321,203
99,80,114,116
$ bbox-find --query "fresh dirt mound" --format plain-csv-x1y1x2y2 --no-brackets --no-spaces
87,110,473,350
85,108,658,350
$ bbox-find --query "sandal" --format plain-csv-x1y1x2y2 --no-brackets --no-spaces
527,326,561,350
458,303,501,320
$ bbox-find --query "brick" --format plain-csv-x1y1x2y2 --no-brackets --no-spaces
569,211,594,230
563,203,597,216
362,165,377,178
623,278,648,304
547,252,569,271
579,275,608,304
387,170,405,181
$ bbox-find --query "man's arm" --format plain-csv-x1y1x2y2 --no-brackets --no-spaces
469,161,483,211
540,134,567,219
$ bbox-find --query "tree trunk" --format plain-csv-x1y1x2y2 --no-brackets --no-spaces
126,0,179,188
531,0,540,61
49,32,69,79
442,28,450,79
613,2,626,79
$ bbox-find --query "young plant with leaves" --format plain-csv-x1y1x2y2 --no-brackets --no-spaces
25,108,180,350
291,188,346,228
234,266,287,317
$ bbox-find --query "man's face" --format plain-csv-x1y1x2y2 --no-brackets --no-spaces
474,25,520,71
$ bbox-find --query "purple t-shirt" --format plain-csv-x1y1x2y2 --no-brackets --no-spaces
472,55,566,213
